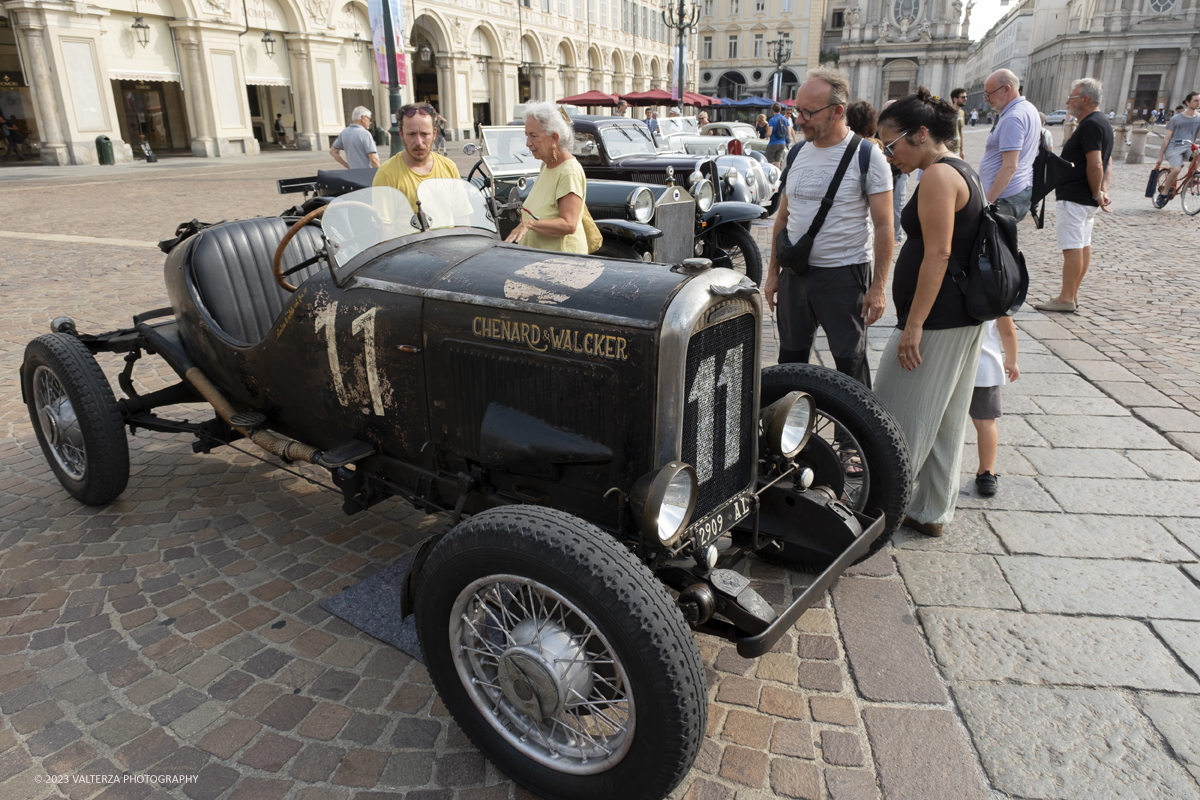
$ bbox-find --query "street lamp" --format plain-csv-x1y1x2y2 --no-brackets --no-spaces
131,16,150,48
352,31,365,56
476,54,491,75
261,29,276,58
766,36,792,101
419,42,432,64
661,0,699,113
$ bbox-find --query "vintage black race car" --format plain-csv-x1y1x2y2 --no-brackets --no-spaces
20,180,911,800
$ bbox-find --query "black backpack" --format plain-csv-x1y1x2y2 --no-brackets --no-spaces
942,159,1029,321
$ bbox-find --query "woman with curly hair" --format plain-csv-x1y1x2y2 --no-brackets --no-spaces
872,87,987,538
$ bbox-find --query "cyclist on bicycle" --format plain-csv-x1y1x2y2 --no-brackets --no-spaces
1154,91,1200,207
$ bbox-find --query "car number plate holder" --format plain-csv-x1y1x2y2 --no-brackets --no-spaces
688,492,754,547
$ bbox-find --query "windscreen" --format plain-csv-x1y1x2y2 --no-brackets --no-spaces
416,179,497,233
322,187,419,267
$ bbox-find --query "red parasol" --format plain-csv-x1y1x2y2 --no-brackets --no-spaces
682,92,713,107
557,91,620,107
620,89,674,106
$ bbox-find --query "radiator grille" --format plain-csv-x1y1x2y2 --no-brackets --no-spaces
630,173,671,186
680,313,756,519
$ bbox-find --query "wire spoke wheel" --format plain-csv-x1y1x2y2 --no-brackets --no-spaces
22,333,129,505
703,225,763,284
808,409,869,512
450,575,635,773
33,365,88,481
1182,172,1200,216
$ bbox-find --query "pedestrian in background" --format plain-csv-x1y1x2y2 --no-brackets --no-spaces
329,106,380,170
970,108,978,127
1035,78,1113,313
845,100,880,147
763,68,894,388
615,99,631,117
274,113,289,149
874,88,985,538
971,317,1020,497
644,108,659,134
756,113,770,139
765,102,791,166
980,69,1040,221
1038,112,1054,152
950,87,967,156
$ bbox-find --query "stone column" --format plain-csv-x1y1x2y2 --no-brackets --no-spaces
1170,48,1192,108
1111,125,1127,160
1127,123,1149,163
289,40,320,151
173,28,218,157
1117,48,1137,121
14,19,68,166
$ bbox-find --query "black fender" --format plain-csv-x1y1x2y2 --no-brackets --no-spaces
400,532,447,618
595,219,664,242
700,201,766,233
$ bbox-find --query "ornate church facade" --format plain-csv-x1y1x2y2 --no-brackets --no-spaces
1024,0,1198,121
834,0,972,106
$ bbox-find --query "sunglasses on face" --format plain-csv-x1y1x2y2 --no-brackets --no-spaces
401,107,434,118
882,131,909,158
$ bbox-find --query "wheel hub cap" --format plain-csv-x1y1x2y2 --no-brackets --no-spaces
496,617,594,723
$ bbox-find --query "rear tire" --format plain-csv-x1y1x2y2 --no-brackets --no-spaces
759,364,911,567
23,334,129,505
703,223,763,285
415,506,706,800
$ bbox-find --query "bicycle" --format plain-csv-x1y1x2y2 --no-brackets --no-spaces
1153,141,1200,216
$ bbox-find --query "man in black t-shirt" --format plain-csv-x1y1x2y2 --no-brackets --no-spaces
1035,77,1113,313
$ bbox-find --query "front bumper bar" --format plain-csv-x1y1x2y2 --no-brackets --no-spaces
735,507,885,658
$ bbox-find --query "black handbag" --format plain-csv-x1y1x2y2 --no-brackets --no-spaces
1145,168,1161,198
775,134,863,275
1030,141,1074,230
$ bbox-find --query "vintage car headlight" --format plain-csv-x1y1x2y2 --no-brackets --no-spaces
630,461,698,546
627,186,655,223
766,164,781,184
760,391,816,458
693,178,715,212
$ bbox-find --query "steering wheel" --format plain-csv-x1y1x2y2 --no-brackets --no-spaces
273,206,325,293
467,158,487,185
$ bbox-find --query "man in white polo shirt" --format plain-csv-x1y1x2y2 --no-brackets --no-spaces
979,69,1040,221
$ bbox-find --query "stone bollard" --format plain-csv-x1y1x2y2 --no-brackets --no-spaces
1127,123,1149,164
1111,125,1127,160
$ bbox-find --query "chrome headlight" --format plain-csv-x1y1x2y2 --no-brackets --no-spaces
630,462,698,546
627,186,654,223
766,164,781,184
693,178,715,212
760,391,816,458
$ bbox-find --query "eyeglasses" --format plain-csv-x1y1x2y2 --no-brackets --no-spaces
882,131,909,158
795,104,834,122
983,86,1008,101
401,107,434,118
1065,94,1083,101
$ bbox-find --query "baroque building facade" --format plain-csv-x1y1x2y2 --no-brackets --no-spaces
695,0,825,102
833,0,972,106
0,0,676,166
1024,0,1199,121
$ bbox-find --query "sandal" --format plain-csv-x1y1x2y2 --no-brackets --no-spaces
844,457,864,478
975,471,999,497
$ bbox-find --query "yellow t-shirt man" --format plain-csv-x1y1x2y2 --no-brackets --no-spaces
519,158,588,254
372,152,461,210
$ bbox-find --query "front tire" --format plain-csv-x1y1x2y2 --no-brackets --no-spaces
760,364,911,566
415,507,706,800
703,224,763,285
1182,172,1200,216
22,334,129,505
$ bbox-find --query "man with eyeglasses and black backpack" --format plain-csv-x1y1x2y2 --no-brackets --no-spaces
373,102,461,210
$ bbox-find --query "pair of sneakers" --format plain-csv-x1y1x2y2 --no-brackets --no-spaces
1156,188,1176,208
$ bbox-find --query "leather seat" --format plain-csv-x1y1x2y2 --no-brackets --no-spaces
187,217,325,346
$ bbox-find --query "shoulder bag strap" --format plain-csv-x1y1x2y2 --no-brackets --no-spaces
803,134,863,241
779,140,806,188
858,137,872,196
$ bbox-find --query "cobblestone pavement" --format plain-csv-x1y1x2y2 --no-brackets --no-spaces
0,128,1198,800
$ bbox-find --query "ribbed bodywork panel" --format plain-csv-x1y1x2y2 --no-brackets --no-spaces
444,342,614,459
680,313,756,519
